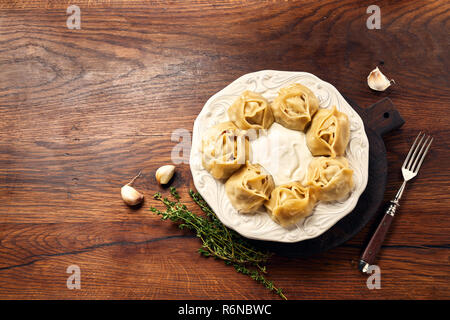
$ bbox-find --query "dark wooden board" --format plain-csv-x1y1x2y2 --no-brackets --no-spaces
255,97,405,257
0,0,449,300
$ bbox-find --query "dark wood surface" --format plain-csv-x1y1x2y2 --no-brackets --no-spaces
0,0,449,299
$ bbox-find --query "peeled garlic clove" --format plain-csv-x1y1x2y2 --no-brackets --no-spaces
121,184,144,206
156,165,175,184
367,67,394,91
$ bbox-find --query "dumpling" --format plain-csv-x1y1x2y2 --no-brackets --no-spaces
225,162,275,214
264,182,316,227
306,157,354,201
201,121,250,180
271,83,319,131
306,106,350,157
227,90,274,130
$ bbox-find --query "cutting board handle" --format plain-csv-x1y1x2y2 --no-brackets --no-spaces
364,97,405,136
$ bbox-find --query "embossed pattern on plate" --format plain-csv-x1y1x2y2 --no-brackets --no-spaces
190,70,369,243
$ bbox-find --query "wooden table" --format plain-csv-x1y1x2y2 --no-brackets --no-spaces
0,0,448,300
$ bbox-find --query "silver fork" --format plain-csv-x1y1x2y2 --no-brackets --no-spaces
359,132,433,273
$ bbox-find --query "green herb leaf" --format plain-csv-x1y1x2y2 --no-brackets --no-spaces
150,187,287,300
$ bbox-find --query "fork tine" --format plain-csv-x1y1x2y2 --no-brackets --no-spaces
412,134,428,170
413,136,433,173
411,135,430,172
402,132,423,169
406,133,426,170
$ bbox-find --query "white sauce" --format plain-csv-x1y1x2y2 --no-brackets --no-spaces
250,122,313,186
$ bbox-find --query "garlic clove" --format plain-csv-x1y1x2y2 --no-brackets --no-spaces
367,67,394,91
156,165,175,184
121,184,144,206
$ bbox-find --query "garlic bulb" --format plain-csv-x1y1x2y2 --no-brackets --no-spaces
121,172,144,206
156,165,175,184
367,67,394,91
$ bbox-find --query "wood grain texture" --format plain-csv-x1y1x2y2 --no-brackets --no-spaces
0,0,449,299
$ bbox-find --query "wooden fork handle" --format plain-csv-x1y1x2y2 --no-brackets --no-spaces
358,202,398,273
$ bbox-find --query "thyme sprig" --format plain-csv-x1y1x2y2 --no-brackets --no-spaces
150,187,286,300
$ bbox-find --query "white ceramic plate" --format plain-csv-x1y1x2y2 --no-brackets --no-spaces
189,70,369,243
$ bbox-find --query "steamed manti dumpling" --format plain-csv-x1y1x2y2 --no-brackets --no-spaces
306,106,350,157
225,162,275,214
271,83,319,131
264,182,316,227
201,121,250,180
306,157,354,201
228,90,274,130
